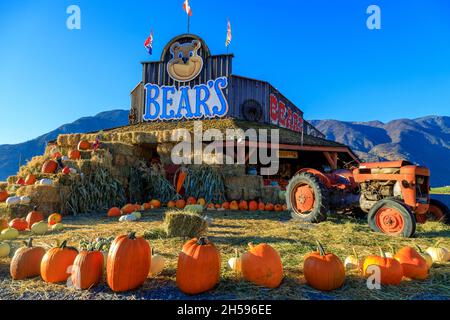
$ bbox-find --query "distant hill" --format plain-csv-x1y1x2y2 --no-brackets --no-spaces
0,110,129,181
0,110,448,186
311,116,450,187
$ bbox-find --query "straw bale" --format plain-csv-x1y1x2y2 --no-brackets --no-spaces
164,210,208,238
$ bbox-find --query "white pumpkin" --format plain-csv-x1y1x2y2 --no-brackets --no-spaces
31,221,48,235
344,255,360,270
20,196,31,205
51,223,64,231
149,254,165,277
5,196,21,205
0,242,11,257
69,168,77,174
39,179,53,186
0,227,19,240
426,246,449,263
228,257,242,272
119,214,138,222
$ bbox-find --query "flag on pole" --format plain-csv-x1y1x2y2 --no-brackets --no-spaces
225,19,232,47
144,30,154,55
183,0,192,16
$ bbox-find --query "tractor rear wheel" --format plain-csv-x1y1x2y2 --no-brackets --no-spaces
287,172,329,223
368,199,416,238
426,199,450,224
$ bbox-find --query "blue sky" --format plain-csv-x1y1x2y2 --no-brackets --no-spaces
0,0,449,145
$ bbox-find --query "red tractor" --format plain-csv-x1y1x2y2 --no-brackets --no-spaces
286,160,449,237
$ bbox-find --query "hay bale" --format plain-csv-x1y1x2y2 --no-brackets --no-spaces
0,203,32,219
164,210,208,238
225,175,263,201
16,185,62,203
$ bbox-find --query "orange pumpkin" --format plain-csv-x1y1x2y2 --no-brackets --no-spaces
26,207,44,229
77,140,91,151
71,250,104,290
222,202,230,210
24,174,36,186
40,240,78,283
108,207,122,217
143,202,152,211
248,201,258,211
10,238,46,280
363,249,403,285
207,203,215,209
176,237,221,295
241,243,284,288
303,241,346,291
197,198,206,206
122,204,135,215
0,218,8,231
230,201,239,211
215,204,221,209
68,149,81,160
186,197,197,205
0,190,9,202
274,204,283,212
394,246,428,280
107,232,150,292
150,199,161,209
264,203,274,211
48,213,62,226
239,200,249,211
41,160,58,174
167,201,176,208
52,151,62,159
9,218,28,231
176,199,186,209
282,204,288,211
258,202,265,211
16,177,25,185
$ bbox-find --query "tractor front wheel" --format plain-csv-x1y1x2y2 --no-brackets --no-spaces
368,199,416,238
286,172,329,223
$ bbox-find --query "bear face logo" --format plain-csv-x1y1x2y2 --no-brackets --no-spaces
167,40,203,82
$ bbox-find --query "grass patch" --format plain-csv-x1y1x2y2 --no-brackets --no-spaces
431,186,450,195
0,209,449,300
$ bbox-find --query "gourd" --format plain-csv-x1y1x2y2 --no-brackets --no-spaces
106,232,150,292
6,196,21,205
426,244,449,263
0,242,11,257
344,248,362,271
1,227,19,240
303,241,346,291
20,196,31,205
197,198,206,207
10,238,46,280
184,204,204,213
39,178,53,186
176,237,221,295
31,221,48,235
149,249,165,277
52,223,64,231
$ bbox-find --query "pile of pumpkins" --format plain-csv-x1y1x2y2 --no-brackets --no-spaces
107,199,163,222
0,207,64,245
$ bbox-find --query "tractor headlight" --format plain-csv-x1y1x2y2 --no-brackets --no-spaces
394,181,403,198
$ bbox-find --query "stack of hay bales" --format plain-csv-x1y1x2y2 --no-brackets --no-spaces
225,175,263,201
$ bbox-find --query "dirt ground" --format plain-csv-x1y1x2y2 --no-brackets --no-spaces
0,209,449,300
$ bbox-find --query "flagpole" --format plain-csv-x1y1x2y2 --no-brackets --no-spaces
187,15,190,34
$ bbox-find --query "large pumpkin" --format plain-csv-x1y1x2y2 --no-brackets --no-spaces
41,160,58,174
10,238,46,280
68,149,81,160
0,190,9,202
107,232,150,292
241,243,284,288
107,207,122,217
71,250,104,290
41,241,78,283
26,207,44,229
48,213,62,226
303,241,346,291
77,140,91,151
176,237,221,295
9,218,28,231
362,249,403,285
394,246,428,280
24,174,36,186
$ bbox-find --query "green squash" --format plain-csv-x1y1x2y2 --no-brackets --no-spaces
0,242,10,257
184,205,204,213
31,221,48,235
0,227,19,240
51,223,64,231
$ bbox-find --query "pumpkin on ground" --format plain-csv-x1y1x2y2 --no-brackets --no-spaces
303,241,346,291
264,203,274,211
239,200,248,211
362,249,403,285
150,199,161,209
48,213,62,226
222,202,230,210
24,174,36,186
197,198,206,207
121,204,135,215
107,232,150,292
77,140,91,151
274,204,283,212
176,199,186,209
31,221,48,235
248,201,258,211
258,202,266,211
0,227,19,240
71,250,104,290
167,201,176,208
143,202,152,210
10,238,46,280
241,243,284,288
149,249,165,277
230,201,239,211
344,248,362,271
41,160,58,174
0,219,8,232
186,197,197,205
0,242,10,258
68,149,81,160
41,240,78,283
26,207,44,229
0,190,8,202
176,237,221,295
52,223,64,231
107,207,122,217
394,246,429,280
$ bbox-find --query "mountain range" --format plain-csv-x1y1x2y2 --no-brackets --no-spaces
0,110,448,186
